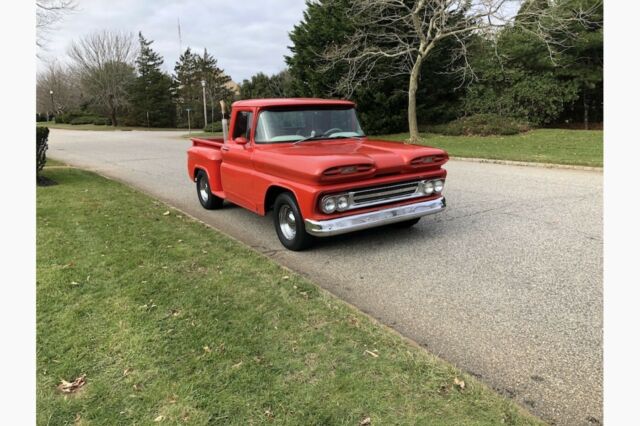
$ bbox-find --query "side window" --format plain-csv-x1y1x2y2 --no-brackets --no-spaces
233,111,253,140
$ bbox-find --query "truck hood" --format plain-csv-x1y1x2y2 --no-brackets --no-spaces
254,138,448,184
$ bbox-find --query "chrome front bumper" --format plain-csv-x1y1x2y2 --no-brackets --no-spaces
304,196,446,237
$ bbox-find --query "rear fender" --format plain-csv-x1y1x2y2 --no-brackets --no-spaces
188,147,223,193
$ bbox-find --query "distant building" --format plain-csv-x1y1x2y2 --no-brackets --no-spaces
225,80,241,97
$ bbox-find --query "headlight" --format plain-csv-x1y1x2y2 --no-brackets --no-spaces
321,196,337,213
336,195,349,211
423,180,434,195
433,179,444,193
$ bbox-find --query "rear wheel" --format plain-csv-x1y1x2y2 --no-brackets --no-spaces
392,217,421,228
273,192,314,251
196,171,223,210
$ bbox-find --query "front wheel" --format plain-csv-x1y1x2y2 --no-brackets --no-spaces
196,171,223,210
273,193,314,251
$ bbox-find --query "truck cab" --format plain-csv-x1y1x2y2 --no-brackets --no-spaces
187,98,447,250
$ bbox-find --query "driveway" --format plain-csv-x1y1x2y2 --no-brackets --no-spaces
48,129,602,425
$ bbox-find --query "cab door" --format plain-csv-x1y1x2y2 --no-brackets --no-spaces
220,110,256,210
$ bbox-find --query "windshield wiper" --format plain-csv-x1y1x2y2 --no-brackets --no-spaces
293,135,365,145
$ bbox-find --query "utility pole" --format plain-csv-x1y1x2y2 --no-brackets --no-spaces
146,111,150,128
201,80,208,129
186,108,192,134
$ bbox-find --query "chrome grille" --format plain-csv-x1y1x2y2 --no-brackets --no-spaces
350,180,422,208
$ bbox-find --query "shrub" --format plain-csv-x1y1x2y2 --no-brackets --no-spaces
203,121,223,133
426,114,530,136
37,127,49,176
70,115,104,125
55,111,80,124
92,117,112,126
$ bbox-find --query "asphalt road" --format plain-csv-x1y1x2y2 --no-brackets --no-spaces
48,129,603,425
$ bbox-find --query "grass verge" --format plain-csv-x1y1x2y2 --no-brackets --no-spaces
381,129,602,167
37,167,541,425
37,122,187,132
43,158,65,167
181,131,223,139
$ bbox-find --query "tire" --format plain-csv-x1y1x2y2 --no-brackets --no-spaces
392,217,421,228
196,171,223,210
273,192,314,251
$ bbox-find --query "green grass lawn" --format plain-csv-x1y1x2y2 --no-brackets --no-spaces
43,158,65,167
381,129,603,167
37,122,187,132
182,131,223,139
37,166,541,425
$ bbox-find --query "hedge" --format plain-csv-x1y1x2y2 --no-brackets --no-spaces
37,127,49,176
203,121,223,133
425,114,530,136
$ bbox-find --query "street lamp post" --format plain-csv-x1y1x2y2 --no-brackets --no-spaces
49,90,54,121
186,108,192,134
210,91,214,126
201,80,208,129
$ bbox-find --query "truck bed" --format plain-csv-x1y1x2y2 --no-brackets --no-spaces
191,137,225,148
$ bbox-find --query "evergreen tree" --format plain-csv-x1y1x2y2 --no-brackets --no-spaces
173,47,200,127
239,70,294,99
555,0,603,128
174,48,234,128
463,32,580,126
128,32,176,127
197,49,234,124
463,0,602,127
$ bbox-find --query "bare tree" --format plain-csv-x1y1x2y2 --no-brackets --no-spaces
324,0,598,142
36,60,83,117
37,0,76,49
68,31,137,126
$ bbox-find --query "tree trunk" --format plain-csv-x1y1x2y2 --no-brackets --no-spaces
407,58,423,144
110,108,118,127
108,95,118,127
583,92,589,130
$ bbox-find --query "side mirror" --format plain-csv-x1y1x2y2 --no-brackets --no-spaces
234,136,248,145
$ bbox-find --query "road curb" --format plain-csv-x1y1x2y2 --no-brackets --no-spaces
450,156,602,171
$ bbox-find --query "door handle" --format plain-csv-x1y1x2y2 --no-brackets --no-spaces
221,146,230,152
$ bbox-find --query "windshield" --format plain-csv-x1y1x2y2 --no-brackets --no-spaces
255,107,365,144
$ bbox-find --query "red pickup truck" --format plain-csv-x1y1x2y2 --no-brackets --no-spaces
187,98,447,250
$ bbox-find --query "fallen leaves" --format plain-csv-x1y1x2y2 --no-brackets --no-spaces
364,350,379,358
140,301,157,311
154,415,164,422
162,211,170,216
57,374,86,394
123,368,133,377
360,417,372,425
454,377,466,390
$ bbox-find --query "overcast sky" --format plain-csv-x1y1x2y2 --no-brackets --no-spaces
37,0,308,82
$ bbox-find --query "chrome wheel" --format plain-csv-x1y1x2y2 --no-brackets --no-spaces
278,204,297,241
199,178,209,203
